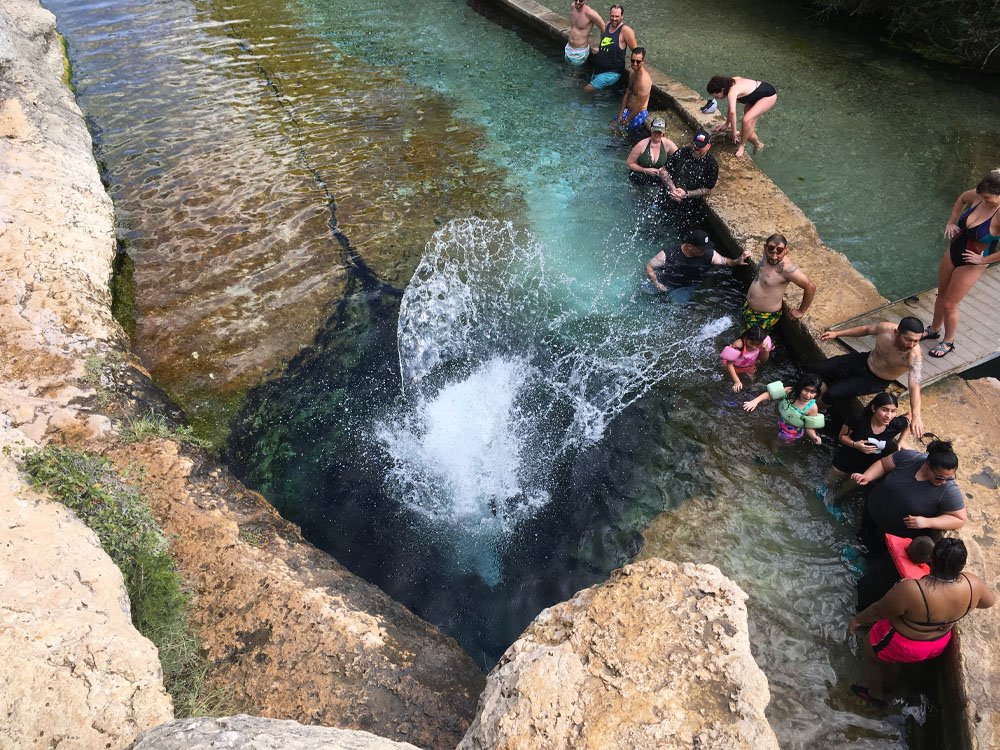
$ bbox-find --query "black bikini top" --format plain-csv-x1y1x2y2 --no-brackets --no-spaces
899,573,974,631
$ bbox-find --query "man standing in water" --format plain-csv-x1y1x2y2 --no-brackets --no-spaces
818,317,925,438
565,0,604,67
644,230,751,301
583,5,638,92
614,47,651,134
742,234,816,333
657,130,718,234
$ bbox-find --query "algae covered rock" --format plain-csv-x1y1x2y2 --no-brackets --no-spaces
458,558,778,750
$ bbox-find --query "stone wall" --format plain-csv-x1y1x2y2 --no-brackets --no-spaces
0,1,482,747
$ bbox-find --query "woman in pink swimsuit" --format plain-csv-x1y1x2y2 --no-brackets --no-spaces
848,538,995,707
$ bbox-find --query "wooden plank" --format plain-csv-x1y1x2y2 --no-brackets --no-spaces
826,265,1000,388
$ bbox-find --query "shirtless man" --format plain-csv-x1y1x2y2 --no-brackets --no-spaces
614,47,651,133
565,0,604,66
583,6,638,93
742,234,816,332
818,316,925,438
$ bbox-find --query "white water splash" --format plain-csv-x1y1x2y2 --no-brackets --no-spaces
378,218,730,538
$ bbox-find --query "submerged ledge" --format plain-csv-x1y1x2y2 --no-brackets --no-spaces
482,0,1000,745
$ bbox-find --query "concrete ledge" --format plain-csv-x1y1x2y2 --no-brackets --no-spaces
482,0,999,746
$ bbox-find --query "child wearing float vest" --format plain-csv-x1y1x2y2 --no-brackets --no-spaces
720,325,773,392
743,372,824,445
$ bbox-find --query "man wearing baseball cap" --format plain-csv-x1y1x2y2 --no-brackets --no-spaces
644,229,750,300
657,129,719,233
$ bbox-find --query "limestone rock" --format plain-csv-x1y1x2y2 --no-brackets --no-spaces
127,715,421,749
458,558,778,750
108,438,485,750
0,437,173,750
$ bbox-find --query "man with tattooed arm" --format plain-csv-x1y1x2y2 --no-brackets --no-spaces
818,317,925,438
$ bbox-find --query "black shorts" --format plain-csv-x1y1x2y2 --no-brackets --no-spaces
813,351,892,403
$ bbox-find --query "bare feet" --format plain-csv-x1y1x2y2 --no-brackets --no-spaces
735,145,746,158
753,141,765,153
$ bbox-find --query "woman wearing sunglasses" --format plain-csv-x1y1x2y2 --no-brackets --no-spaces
852,440,965,549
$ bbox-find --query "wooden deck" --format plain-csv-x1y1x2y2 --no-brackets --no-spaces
827,265,1000,388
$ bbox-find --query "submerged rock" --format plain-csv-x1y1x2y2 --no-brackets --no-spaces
458,558,778,750
127,715,420,750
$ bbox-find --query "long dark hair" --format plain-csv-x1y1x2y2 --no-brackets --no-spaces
865,392,898,418
930,537,967,580
792,372,823,401
927,440,958,472
707,75,735,96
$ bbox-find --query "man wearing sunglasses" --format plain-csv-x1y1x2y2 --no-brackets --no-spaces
613,48,651,133
742,234,816,334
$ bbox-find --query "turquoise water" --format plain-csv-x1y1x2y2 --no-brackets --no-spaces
43,0,951,744
544,0,1000,299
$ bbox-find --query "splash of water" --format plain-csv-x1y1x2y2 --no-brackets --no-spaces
378,218,729,536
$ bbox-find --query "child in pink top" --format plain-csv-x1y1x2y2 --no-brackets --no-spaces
720,325,773,391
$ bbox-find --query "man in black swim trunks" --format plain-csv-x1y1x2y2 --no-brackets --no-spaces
657,129,718,234
818,316,925,438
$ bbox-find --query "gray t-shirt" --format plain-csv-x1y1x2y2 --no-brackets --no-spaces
868,450,964,537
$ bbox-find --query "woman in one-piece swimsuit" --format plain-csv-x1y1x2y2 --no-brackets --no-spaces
925,171,1000,358
705,75,777,158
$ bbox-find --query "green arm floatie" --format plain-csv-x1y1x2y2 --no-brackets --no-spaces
803,413,825,430
766,381,786,401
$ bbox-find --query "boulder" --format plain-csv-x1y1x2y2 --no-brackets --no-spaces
0,437,173,750
127,715,420,750
458,558,778,750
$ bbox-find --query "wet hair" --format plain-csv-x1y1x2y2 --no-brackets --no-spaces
744,325,766,343
926,440,958,472
898,316,924,336
631,47,645,59
930,537,967,580
793,372,824,400
976,171,1000,196
610,4,623,14
707,75,735,96
907,536,934,565
765,233,788,248
865,391,898,416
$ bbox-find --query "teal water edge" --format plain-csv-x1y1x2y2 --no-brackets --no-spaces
44,0,954,744
549,0,1000,300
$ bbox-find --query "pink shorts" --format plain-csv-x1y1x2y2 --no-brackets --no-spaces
870,619,951,663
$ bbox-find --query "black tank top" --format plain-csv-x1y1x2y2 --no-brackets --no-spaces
592,23,626,75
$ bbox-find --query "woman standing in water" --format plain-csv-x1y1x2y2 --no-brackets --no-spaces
625,118,677,186
923,171,1000,358
706,75,777,158
848,537,995,707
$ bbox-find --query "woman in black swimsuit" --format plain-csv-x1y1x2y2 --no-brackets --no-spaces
925,171,1000,358
848,538,995,707
706,75,777,158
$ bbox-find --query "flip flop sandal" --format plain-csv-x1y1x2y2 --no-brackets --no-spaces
929,341,955,358
920,325,941,341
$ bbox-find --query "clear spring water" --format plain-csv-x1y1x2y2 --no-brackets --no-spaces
42,0,974,743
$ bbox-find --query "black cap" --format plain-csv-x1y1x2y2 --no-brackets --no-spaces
685,230,715,250
692,129,712,147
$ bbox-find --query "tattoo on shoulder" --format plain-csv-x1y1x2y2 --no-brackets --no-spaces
780,262,798,275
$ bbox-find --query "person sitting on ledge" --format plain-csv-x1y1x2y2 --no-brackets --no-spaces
817,317,924,438
848,537,995,709
853,440,965,547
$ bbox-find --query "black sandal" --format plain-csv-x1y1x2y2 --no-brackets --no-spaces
920,325,940,341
